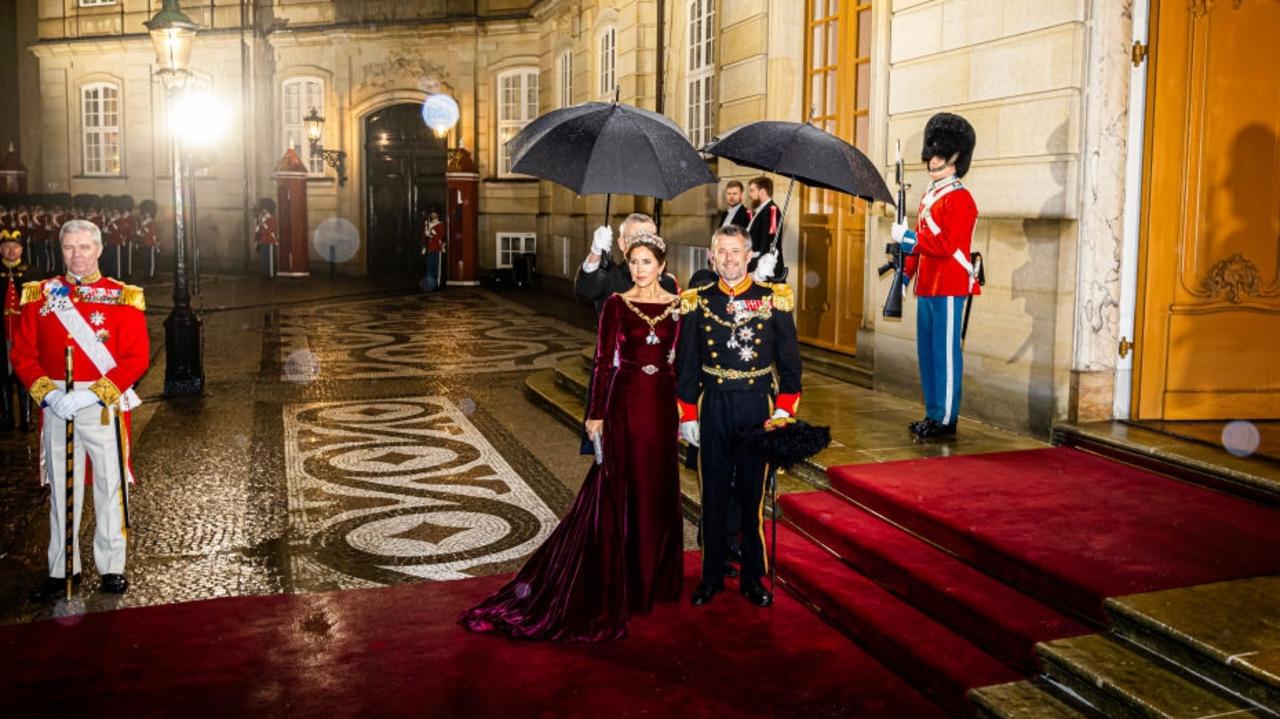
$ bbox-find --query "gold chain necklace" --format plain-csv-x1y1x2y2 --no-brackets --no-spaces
622,296,677,345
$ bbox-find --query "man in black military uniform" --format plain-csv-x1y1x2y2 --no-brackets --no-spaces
676,224,802,608
1,229,39,430
574,212,678,317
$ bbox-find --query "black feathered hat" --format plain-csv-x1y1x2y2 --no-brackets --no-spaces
921,112,976,179
257,197,276,214
139,199,157,216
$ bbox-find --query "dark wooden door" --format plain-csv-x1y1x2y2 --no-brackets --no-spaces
364,104,447,285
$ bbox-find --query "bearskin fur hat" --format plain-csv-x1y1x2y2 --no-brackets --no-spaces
921,113,976,178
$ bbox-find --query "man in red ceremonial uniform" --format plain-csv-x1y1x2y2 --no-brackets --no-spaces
11,218,149,598
892,113,980,439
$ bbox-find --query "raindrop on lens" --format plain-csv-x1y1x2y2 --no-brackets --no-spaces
1221,420,1260,458
804,271,820,289
458,398,477,416
284,350,321,384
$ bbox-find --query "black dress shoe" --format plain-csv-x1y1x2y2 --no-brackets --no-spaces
916,419,957,439
908,418,929,434
100,574,129,594
31,574,81,601
740,578,773,608
691,581,723,606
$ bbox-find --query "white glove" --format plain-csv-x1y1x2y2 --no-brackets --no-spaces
891,221,917,251
591,225,613,256
679,420,700,448
42,389,67,413
51,389,100,419
771,408,790,420
752,250,778,283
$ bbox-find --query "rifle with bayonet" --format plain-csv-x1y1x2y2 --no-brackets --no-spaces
877,140,909,319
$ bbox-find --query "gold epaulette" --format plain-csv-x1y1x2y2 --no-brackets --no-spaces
769,282,795,312
120,284,146,311
20,280,44,306
679,283,714,315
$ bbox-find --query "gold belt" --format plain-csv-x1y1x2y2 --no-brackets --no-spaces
701,365,772,380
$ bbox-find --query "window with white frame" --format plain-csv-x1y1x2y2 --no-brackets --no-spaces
558,49,574,108
79,0,116,6
496,233,537,269
686,0,716,148
281,77,325,175
598,26,616,99
82,82,121,176
496,68,539,176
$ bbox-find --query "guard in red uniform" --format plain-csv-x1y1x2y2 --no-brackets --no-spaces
136,199,159,279
2,229,38,431
254,197,278,279
11,218,149,598
420,208,445,292
892,113,980,438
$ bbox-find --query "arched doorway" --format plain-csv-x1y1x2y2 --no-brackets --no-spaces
364,103,447,284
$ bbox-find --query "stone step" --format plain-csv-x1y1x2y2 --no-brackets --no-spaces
798,344,874,388
1052,422,1280,506
1105,577,1280,712
969,680,1103,719
1038,633,1265,719
555,354,591,402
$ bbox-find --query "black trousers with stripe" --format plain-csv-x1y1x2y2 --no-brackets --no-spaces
698,387,772,585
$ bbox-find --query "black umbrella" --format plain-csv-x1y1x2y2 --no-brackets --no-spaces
508,100,717,221
701,121,894,278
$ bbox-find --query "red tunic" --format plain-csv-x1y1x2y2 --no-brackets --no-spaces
136,218,158,248
10,273,150,407
255,215,278,246
423,220,444,253
903,180,981,297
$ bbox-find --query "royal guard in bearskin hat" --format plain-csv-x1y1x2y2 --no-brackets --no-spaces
106,196,136,279
255,197,278,279
1,225,39,430
49,193,73,274
136,200,159,279
891,112,981,439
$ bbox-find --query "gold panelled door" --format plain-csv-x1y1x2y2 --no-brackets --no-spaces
1134,0,1280,419
797,0,872,355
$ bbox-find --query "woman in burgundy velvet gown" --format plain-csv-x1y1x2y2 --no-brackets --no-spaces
462,237,684,641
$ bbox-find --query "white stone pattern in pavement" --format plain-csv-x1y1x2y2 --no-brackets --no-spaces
276,289,593,381
283,396,559,587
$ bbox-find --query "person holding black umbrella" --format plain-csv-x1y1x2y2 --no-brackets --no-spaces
746,176,783,280
676,224,802,608
891,112,981,439
574,213,679,317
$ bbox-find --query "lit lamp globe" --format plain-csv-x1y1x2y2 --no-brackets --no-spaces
304,108,325,147
422,94,460,140
145,0,198,76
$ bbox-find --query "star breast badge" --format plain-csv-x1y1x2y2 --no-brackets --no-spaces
89,311,106,327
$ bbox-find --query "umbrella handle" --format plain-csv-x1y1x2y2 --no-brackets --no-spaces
770,177,797,257
603,193,612,229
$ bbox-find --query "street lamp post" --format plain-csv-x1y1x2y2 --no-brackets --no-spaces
147,0,204,397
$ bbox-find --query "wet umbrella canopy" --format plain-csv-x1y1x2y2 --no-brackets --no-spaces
507,101,717,201
701,121,894,205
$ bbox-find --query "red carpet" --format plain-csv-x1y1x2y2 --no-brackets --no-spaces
0,553,944,718
824,446,1280,620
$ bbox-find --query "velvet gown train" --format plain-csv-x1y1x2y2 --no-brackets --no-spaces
461,294,684,641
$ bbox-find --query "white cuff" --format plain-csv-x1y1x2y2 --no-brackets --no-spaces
582,258,601,273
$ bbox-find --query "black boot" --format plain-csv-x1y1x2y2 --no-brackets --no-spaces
100,574,129,594
739,578,773,607
917,419,957,439
691,580,723,606
907,418,929,435
31,574,82,601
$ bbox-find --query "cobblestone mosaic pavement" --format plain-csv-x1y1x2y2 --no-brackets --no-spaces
0,278,700,624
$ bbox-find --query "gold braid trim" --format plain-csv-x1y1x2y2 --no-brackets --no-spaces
679,283,713,315
120,285,146,311
20,281,44,306
89,377,122,406
29,376,56,404
769,283,795,312
701,365,773,380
